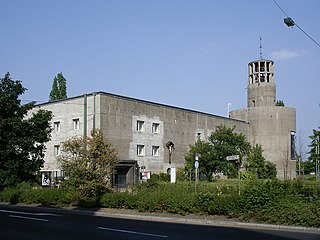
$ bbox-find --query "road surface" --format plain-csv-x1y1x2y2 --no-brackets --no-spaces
0,204,319,240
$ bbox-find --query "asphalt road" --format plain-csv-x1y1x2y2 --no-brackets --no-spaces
0,205,319,240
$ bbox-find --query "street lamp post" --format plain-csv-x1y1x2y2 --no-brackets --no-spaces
227,103,231,118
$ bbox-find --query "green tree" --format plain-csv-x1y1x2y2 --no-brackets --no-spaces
0,73,52,188
185,138,219,182
265,161,277,179
247,144,266,178
302,160,315,174
185,125,251,180
49,72,67,101
208,125,251,178
308,128,320,174
247,144,277,179
308,128,320,161
276,100,285,106
58,129,118,198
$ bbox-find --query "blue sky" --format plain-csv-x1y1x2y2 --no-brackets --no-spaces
1,0,319,158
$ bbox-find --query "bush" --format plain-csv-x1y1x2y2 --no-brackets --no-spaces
100,192,136,209
255,199,320,227
240,180,284,211
0,179,319,227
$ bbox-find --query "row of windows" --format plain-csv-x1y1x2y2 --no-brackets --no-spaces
53,120,159,133
137,145,160,157
137,121,160,134
54,144,160,157
53,119,80,133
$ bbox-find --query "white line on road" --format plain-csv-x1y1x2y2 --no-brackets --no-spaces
9,215,49,222
0,210,60,216
98,226,168,238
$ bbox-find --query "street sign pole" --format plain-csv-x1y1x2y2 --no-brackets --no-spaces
226,155,241,195
195,154,199,193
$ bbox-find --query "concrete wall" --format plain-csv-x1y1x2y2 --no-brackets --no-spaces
30,94,98,171
230,106,296,179
98,93,249,173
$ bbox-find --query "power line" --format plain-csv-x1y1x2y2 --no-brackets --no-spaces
272,0,320,48
294,23,320,48
272,0,289,17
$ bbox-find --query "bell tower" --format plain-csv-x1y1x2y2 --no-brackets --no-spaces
230,56,297,179
247,59,276,108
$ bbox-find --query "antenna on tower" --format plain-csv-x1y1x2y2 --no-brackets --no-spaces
259,36,263,60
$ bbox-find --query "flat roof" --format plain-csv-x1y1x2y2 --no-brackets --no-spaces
36,91,248,124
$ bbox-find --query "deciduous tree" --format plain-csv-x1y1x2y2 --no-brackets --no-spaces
185,125,251,180
208,125,251,178
308,128,320,174
185,138,219,182
247,144,276,179
58,129,118,198
49,72,67,101
0,73,52,188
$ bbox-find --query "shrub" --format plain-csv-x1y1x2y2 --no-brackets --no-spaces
1,179,319,227
240,180,284,211
100,192,136,209
195,192,215,212
255,199,320,227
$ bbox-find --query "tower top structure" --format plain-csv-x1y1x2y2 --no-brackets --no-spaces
247,59,275,108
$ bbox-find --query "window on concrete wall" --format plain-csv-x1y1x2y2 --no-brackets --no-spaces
137,121,145,132
290,131,296,160
152,123,160,134
54,145,60,156
137,145,145,156
54,121,60,133
73,118,80,130
152,146,160,156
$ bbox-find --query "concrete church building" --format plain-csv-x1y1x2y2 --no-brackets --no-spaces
33,58,296,187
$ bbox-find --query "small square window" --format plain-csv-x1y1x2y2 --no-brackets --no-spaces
152,146,160,157
54,121,60,133
73,118,80,130
137,121,145,132
152,123,160,134
137,145,145,156
54,145,60,156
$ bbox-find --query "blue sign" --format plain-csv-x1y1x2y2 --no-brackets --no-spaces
194,160,199,169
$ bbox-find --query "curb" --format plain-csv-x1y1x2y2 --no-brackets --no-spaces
91,211,320,233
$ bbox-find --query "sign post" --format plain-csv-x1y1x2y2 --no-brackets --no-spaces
170,167,176,183
195,153,200,192
226,155,240,195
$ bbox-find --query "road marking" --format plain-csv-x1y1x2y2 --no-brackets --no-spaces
9,215,49,222
0,210,60,217
98,226,168,238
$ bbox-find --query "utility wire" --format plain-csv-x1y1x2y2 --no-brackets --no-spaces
294,24,320,48
272,0,320,48
272,0,289,17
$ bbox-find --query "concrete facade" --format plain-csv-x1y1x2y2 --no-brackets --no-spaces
33,93,249,186
31,58,296,185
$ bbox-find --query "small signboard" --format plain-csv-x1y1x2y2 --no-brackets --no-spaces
226,155,239,161
41,172,50,186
